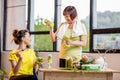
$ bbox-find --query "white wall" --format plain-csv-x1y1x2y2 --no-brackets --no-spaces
5,0,27,50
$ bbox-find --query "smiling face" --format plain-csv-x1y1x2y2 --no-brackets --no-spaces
64,14,73,24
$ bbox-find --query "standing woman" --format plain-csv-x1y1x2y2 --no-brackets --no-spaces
45,6,87,59
8,29,38,80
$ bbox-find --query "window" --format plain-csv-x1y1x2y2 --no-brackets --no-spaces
29,0,55,51
96,0,120,29
29,0,90,52
3,0,120,53
90,0,120,53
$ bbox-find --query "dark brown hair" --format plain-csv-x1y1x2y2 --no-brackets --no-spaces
63,6,78,20
12,29,29,45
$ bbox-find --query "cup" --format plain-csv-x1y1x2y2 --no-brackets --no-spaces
59,58,66,68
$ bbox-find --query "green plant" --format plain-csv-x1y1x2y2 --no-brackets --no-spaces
0,70,7,80
0,70,7,75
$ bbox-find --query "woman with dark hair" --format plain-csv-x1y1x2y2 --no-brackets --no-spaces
45,6,87,65
8,29,38,80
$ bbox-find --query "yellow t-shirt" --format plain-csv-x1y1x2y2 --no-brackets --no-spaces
8,48,36,78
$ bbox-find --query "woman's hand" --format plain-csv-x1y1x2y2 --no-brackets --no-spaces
44,19,51,26
65,35,87,47
65,39,73,45
16,51,22,60
44,19,54,29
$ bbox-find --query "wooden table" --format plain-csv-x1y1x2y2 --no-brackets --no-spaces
39,68,120,80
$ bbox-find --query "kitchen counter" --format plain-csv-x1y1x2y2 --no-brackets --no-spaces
39,68,120,80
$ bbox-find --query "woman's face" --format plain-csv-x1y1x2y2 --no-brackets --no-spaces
64,14,73,24
23,32,31,45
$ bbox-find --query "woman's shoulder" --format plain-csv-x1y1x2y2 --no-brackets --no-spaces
27,48,35,53
9,49,17,54
60,22,67,25
27,48,33,51
58,22,67,28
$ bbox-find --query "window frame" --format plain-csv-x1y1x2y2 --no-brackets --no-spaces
90,0,120,53
27,0,58,52
3,0,7,51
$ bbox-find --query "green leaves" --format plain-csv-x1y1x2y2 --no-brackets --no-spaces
36,57,44,63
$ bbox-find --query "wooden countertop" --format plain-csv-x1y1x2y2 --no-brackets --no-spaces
39,68,120,73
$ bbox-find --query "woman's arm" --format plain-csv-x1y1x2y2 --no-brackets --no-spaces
50,28,58,42
66,35,87,47
49,28,58,42
44,20,58,42
9,52,23,74
10,57,22,74
33,62,39,73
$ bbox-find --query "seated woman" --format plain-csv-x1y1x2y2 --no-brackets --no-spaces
8,29,38,80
